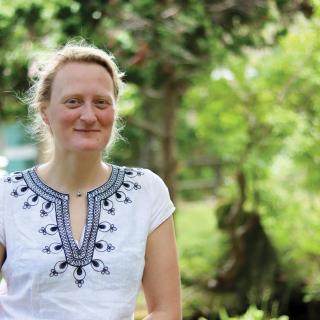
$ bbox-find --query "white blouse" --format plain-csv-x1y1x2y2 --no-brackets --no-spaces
0,165,175,320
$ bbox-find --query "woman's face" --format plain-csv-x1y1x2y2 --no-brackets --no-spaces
42,62,116,154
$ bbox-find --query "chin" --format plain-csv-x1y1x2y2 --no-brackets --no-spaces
68,143,107,153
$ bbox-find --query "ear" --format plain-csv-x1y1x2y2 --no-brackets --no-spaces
39,102,50,125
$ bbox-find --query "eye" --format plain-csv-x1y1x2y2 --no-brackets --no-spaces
94,99,111,109
64,98,82,108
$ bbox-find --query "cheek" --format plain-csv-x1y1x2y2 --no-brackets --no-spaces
51,110,79,126
99,109,116,127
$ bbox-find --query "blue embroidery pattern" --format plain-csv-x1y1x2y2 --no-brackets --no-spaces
5,165,144,288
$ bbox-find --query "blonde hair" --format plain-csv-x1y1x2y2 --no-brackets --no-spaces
25,40,125,156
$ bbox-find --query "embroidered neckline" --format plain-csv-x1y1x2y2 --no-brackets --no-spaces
6,166,144,287
23,165,124,254
31,164,115,197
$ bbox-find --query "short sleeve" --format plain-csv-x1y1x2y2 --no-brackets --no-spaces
147,170,176,234
0,178,6,246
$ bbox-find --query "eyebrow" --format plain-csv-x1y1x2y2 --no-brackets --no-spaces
61,93,114,101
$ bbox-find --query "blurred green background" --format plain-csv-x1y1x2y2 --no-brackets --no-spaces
1,0,320,319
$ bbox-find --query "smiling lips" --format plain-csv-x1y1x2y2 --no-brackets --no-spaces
74,129,101,132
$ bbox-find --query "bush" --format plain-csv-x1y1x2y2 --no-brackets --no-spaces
219,305,289,320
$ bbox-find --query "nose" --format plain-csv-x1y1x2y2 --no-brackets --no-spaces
79,103,97,124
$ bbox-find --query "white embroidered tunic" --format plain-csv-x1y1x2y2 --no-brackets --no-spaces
0,165,175,320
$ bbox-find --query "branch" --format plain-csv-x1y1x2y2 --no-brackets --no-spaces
125,116,166,138
177,179,219,191
181,157,233,167
210,0,266,13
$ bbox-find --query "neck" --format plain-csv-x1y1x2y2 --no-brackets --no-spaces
37,151,111,194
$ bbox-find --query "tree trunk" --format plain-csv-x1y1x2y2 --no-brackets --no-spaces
162,79,179,203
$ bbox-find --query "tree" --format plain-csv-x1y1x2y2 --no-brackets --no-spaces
0,0,313,200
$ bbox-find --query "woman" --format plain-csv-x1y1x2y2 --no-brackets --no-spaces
0,42,181,319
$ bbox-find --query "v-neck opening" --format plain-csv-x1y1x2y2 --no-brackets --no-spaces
71,192,96,252
74,224,86,248
30,164,116,251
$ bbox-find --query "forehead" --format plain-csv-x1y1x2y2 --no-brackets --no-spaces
51,62,114,97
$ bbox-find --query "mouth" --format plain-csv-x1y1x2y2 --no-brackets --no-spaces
74,129,101,132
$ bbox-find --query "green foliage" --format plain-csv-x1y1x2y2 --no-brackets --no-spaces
178,9,320,316
176,201,229,318
219,305,289,320
176,201,293,318
176,202,227,282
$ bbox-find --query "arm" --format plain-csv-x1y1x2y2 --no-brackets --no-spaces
0,244,5,269
0,244,7,294
142,216,182,320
